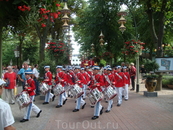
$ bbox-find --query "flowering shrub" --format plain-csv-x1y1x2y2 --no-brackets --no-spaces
46,41,66,57
122,39,145,56
18,2,61,28
101,52,114,61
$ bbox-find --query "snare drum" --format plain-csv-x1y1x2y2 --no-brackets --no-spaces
70,84,84,98
40,83,49,94
15,91,31,109
87,88,103,105
53,83,65,96
104,86,117,100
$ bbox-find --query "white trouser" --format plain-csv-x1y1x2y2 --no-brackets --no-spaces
124,84,129,100
5,89,15,104
94,101,102,116
107,99,113,111
116,87,123,104
58,93,66,105
75,96,85,109
82,85,87,98
24,96,40,119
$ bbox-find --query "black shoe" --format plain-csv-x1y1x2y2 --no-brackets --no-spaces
111,104,113,108
83,98,86,100
63,99,67,105
91,116,99,120
52,95,55,102
56,105,62,108
20,119,29,122
130,89,134,91
82,103,86,109
122,95,124,98
105,101,108,103
91,106,94,108
43,102,49,105
73,109,79,112
100,107,104,115
36,110,42,118
117,104,121,107
105,110,110,113
125,99,128,101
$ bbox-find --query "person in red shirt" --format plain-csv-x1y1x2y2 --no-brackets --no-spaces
114,66,125,106
3,66,16,104
72,66,86,112
20,70,42,123
129,63,136,91
89,66,104,120
43,66,53,104
55,66,68,108
122,66,130,101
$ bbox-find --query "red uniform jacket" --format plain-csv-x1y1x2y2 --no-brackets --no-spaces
81,72,90,85
114,72,125,87
123,72,130,85
44,71,52,85
66,72,74,85
102,73,107,87
55,71,67,87
24,78,35,96
89,74,104,92
104,73,115,87
74,72,86,88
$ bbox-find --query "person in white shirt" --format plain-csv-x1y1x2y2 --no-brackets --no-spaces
0,79,16,130
32,64,40,95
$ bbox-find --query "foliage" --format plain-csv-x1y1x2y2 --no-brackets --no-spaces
143,59,159,73
162,75,173,86
143,73,158,80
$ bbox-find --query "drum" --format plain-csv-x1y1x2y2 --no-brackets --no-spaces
53,83,65,96
104,86,117,100
40,83,49,94
70,84,84,98
87,88,103,105
15,91,31,109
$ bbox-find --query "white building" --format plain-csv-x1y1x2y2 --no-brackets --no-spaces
71,54,81,65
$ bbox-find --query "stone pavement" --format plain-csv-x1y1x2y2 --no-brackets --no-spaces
2,82,173,130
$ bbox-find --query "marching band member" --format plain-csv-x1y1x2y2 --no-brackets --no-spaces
55,66,68,108
72,66,86,112
89,66,104,120
114,66,125,106
20,70,42,123
42,66,53,105
102,67,108,102
104,67,115,112
80,67,90,100
66,67,75,97
123,66,130,101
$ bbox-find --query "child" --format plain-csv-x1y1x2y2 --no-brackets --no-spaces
20,70,42,123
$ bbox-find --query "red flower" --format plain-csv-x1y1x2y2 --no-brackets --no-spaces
37,18,42,22
56,4,60,7
41,23,46,27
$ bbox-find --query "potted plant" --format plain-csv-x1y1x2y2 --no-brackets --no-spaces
167,78,173,89
144,73,158,92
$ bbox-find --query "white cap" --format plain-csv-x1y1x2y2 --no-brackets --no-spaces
44,66,50,69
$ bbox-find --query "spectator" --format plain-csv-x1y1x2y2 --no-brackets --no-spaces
3,66,16,104
0,79,16,130
33,64,40,95
18,61,31,90
129,63,136,91
140,65,146,83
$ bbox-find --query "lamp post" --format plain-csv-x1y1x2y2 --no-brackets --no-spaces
14,46,20,67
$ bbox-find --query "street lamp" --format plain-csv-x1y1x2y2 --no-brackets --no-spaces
14,46,20,67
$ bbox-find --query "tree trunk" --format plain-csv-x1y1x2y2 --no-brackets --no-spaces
0,20,3,78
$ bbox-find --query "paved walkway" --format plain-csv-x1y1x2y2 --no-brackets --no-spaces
3,82,173,130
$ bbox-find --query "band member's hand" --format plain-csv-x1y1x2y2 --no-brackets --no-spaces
21,79,24,82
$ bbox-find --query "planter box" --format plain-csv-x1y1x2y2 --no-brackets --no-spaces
167,85,173,89
144,91,158,97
